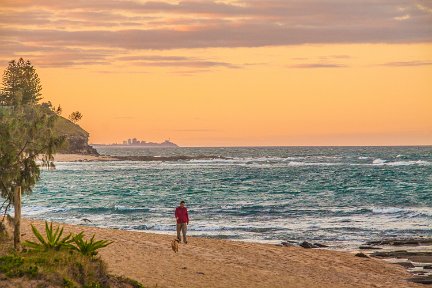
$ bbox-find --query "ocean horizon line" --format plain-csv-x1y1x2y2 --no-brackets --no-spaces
90,144,432,148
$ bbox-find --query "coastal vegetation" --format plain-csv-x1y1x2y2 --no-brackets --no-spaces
0,59,142,287
0,58,95,250
23,221,113,257
0,58,65,250
0,228,143,287
68,111,83,124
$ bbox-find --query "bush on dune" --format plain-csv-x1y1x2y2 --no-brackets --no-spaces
24,222,73,251
24,222,113,257
0,221,143,288
0,249,107,287
71,232,113,257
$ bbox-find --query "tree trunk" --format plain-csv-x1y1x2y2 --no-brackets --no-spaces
13,186,21,251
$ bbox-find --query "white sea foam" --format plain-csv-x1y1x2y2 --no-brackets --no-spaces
21,205,65,216
371,207,432,217
287,161,339,166
385,160,430,166
53,158,431,171
372,158,387,165
372,207,405,214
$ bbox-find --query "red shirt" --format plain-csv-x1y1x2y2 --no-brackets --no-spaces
175,206,189,224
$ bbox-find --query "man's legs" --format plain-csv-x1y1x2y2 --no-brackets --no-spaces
181,223,187,243
176,223,182,241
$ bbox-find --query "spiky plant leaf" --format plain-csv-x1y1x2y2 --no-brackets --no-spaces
23,221,72,251
71,233,113,256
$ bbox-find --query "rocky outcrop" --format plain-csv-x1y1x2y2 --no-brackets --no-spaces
53,115,98,155
366,238,432,246
362,238,432,285
63,135,99,155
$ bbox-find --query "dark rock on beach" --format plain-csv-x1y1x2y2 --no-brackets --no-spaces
281,242,294,247
313,243,329,248
367,245,432,285
366,238,432,247
299,241,328,249
299,241,316,249
408,276,432,285
371,251,432,263
395,262,415,269
359,245,382,250
355,253,369,258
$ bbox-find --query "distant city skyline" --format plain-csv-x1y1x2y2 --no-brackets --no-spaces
95,138,179,147
122,138,174,145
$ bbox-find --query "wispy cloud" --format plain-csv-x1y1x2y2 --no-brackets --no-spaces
120,55,241,68
394,14,411,21
379,60,432,67
1,0,431,68
289,63,348,69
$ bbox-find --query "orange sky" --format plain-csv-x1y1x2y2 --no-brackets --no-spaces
1,1,432,146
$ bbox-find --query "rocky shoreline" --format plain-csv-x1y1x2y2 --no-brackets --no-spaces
280,237,432,285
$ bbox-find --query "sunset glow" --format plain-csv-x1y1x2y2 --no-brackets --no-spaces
1,0,431,146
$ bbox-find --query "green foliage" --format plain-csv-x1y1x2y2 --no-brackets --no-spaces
0,254,38,278
63,277,77,288
0,59,65,214
23,222,73,251
24,222,112,257
68,111,83,123
0,248,109,286
0,255,24,276
114,276,145,288
71,232,113,257
0,244,145,287
0,58,42,106
54,114,89,139
0,105,65,198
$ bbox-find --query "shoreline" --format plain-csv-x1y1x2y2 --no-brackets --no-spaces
17,218,422,288
53,154,117,162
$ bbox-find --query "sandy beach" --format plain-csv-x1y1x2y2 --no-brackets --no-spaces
20,219,420,288
53,154,117,162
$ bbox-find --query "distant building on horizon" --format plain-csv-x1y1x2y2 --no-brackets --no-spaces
106,138,179,148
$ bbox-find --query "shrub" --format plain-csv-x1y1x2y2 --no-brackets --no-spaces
71,232,113,257
0,254,38,278
23,222,73,251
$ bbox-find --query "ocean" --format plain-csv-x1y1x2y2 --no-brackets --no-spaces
23,146,432,249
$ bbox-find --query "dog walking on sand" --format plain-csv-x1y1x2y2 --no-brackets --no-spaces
171,238,179,253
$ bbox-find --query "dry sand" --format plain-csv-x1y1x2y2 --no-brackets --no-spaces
21,219,421,288
53,154,116,162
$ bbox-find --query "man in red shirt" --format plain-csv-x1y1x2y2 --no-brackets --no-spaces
175,200,189,244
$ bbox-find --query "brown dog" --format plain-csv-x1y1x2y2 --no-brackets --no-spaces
171,239,180,253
